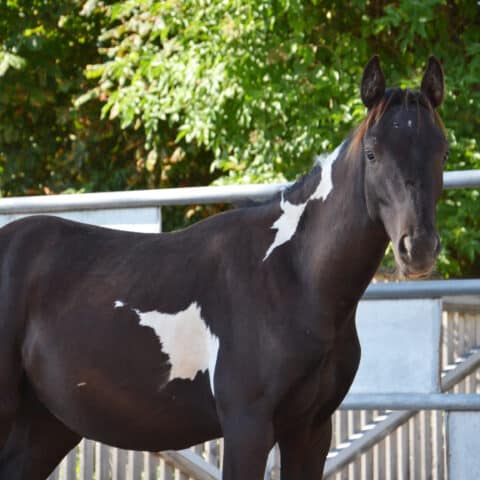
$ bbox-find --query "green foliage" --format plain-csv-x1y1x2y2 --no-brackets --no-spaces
85,0,362,184
0,0,158,195
0,0,479,277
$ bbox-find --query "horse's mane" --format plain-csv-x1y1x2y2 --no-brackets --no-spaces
282,163,323,204
235,167,321,209
239,144,347,208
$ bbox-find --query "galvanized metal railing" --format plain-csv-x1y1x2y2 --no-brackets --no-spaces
326,300,480,480
365,279,480,299
0,169,478,214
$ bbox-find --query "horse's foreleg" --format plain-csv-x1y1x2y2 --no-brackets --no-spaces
221,411,275,480
279,416,332,479
301,416,332,478
0,384,81,480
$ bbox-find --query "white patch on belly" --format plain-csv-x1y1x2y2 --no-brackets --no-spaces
263,143,342,260
132,302,219,393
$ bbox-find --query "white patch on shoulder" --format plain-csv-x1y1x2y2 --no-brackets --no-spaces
114,300,125,308
312,143,342,201
132,302,219,394
263,192,307,260
263,143,342,260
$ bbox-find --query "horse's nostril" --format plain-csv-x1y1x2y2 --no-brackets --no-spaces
398,235,412,260
399,233,440,265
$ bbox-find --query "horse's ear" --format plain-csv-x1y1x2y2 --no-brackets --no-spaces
421,56,444,108
361,55,386,109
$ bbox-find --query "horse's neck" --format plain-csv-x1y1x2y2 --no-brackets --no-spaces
286,146,388,304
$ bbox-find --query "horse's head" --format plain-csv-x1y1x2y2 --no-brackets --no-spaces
359,56,448,279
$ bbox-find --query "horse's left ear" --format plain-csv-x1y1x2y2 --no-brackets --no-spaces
361,55,386,109
421,56,444,108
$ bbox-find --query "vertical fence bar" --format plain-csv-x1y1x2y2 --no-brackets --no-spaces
362,410,373,480
432,410,444,480
348,410,354,480
80,440,95,480
376,428,386,480
65,448,78,480
161,459,175,480
112,448,128,480
144,452,160,480
401,419,410,480
95,443,110,480
126,450,143,480
341,410,349,480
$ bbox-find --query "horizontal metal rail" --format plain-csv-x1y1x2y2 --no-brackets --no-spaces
340,393,480,410
0,184,281,213
0,170,478,214
363,279,480,299
325,347,480,475
442,169,480,189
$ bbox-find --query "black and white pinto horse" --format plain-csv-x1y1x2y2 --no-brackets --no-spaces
0,57,448,479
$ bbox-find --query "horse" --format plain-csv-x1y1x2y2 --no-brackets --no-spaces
0,56,448,479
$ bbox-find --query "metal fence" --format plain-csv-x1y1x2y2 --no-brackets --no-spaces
48,442,222,480
0,170,478,215
326,300,480,480
0,168,477,480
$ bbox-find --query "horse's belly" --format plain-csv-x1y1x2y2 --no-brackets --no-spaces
67,376,221,451
33,363,221,451
22,311,222,451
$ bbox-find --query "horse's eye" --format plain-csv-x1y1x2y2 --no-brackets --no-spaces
366,150,376,162
443,150,449,164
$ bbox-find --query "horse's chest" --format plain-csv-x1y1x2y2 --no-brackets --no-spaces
277,343,359,428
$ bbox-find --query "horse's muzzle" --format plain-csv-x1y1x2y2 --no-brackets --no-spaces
397,232,441,278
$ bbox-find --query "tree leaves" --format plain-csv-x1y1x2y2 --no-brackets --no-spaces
0,50,27,76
